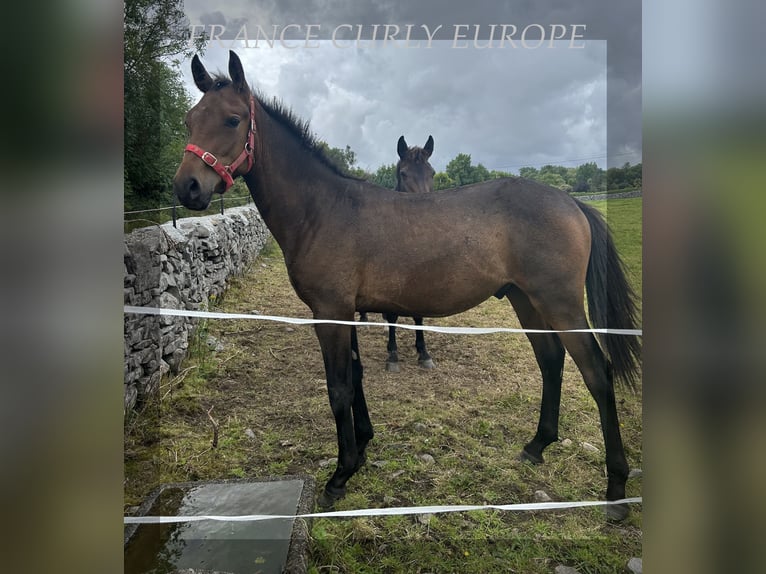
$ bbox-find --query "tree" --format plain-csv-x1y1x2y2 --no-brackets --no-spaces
445,153,475,186
445,153,494,187
124,0,200,76
370,163,397,189
573,162,601,193
433,172,456,190
518,166,539,180
316,143,369,178
124,0,203,208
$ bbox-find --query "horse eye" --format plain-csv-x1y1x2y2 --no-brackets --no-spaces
225,117,241,128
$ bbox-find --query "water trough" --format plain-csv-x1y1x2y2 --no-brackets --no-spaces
125,476,315,574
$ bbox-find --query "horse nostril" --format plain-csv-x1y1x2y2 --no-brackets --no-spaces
187,176,200,194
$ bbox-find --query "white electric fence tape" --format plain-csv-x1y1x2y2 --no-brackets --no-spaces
124,497,642,524
124,306,642,336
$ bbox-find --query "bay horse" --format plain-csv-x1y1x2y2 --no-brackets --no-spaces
173,51,641,521
382,135,436,372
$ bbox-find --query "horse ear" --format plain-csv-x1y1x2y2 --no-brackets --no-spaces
397,135,408,159
424,135,434,158
229,51,247,91
192,55,213,92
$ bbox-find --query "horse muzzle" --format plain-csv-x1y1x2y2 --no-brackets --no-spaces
173,162,223,211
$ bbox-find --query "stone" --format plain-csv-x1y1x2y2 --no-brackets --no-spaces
554,566,581,574
416,513,433,525
561,438,573,447
580,441,600,454
206,336,225,352
629,468,643,479
244,428,256,440
534,490,552,502
417,453,435,465
627,557,642,574
125,207,270,414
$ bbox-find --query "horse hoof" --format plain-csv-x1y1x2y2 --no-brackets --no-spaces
317,486,345,509
606,502,630,522
385,361,400,373
518,449,544,465
418,358,435,369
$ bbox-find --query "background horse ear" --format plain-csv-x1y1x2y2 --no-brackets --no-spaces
229,50,247,92
192,55,213,93
397,135,408,159
424,135,434,158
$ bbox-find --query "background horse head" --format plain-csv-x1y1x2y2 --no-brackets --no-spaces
396,135,435,194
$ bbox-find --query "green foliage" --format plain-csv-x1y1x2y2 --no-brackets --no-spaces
518,161,640,193
607,162,643,191
573,162,605,193
434,172,456,190
316,142,370,179
124,0,202,211
369,163,397,189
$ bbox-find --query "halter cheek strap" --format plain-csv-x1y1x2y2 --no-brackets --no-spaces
184,96,256,192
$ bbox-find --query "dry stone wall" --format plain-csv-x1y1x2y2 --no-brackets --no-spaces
123,206,269,415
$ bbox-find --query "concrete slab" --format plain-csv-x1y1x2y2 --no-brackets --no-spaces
125,476,315,574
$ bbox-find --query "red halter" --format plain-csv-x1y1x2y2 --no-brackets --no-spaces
184,96,256,192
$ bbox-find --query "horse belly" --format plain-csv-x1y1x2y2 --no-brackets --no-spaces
356,260,505,318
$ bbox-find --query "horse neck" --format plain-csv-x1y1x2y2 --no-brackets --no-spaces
243,109,350,254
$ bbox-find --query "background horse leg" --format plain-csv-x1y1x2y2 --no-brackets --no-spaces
506,287,565,464
383,312,400,372
350,326,374,467
558,328,630,521
413,317,435,369
314,322,361,507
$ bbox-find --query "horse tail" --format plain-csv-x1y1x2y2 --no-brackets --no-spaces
575,199,642,389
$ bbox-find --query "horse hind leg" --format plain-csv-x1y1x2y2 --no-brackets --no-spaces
506,287,565,465
557,327,631,521
351,326,373,467
414,317,435,369
384,312,401,372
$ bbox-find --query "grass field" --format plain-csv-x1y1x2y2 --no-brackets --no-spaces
125,197,642,573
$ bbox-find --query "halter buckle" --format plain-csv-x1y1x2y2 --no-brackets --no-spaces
200,151,218,167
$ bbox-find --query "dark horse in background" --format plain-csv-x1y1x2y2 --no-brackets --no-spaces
382,135,436,372
174,52,641,521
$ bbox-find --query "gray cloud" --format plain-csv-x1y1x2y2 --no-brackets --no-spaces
182,1,640,171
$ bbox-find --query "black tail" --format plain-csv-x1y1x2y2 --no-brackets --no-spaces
575,199,642,389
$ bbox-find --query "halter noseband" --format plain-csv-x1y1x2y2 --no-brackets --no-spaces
184,95,256,192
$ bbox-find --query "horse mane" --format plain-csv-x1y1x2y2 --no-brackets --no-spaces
207,74,362,181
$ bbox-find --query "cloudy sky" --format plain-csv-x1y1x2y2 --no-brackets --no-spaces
179,1,641,174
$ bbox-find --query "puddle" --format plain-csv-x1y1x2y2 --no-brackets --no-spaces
125,477,314,573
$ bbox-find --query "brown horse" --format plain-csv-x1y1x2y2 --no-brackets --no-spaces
173,51,641,521
382,135,436,372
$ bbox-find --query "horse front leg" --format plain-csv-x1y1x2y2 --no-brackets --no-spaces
314,322,360,507
413,317,435,369
383,312,400,372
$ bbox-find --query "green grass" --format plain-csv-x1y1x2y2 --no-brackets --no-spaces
590,197,643,306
